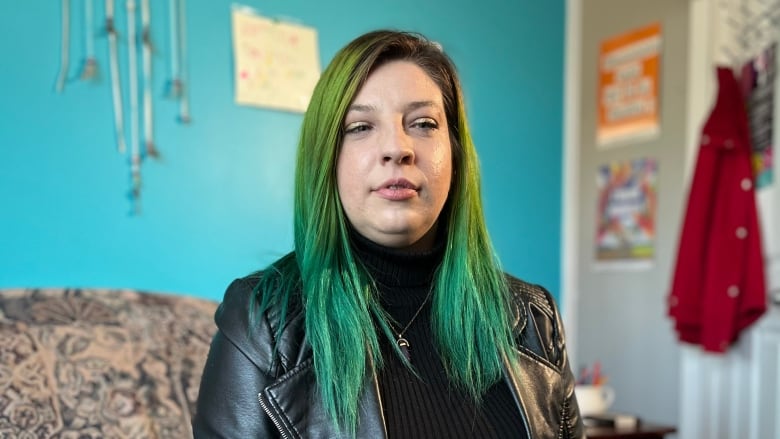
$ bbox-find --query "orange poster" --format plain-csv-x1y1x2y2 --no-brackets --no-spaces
597,23,662,148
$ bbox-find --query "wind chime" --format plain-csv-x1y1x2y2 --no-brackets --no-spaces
56,0,191,214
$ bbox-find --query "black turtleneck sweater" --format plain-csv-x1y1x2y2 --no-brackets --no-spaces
350,231,527,439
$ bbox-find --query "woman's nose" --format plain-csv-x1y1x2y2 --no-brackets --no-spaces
381,126,415,164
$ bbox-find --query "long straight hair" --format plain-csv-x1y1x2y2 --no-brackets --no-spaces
256,30,516,435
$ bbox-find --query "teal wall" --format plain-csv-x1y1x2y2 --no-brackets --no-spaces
0,1,564,301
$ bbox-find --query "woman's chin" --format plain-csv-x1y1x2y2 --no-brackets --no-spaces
365,222,437,251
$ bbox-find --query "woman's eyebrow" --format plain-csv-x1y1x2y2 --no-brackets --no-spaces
347,100,441,114
404,100,439,112
346,103,376,113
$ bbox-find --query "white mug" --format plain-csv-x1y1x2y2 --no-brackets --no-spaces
574,384,615,416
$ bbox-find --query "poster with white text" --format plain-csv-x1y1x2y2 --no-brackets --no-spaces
597,23,662,148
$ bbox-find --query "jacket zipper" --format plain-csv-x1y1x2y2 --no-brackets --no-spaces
258,392,292,439
367,355,389,438
558,397,570,439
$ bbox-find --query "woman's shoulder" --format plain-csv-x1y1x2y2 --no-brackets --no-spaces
504,273,568,368
213,254,306,371
214,273,264,331
216,252,300,321
504,274,560,319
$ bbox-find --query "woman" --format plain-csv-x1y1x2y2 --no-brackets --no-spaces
193,30,583,438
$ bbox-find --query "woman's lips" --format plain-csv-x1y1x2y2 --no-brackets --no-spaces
375,178,419,200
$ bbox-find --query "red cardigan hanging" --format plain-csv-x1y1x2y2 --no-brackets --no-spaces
668,67,768,353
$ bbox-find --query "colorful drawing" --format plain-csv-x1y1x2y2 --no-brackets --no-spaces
595,158,658,262
232,7,320,113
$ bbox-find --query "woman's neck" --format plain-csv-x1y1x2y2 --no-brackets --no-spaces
349,227,445,292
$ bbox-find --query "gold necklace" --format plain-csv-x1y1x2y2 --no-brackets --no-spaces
386,288,433,363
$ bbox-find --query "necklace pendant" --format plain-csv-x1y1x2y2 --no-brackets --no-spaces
397,338,411,362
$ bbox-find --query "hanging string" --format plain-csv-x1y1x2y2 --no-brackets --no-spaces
106,0,127,153
127,0,142,214
140,0,160,158
80,0,98,81
56,0,71,93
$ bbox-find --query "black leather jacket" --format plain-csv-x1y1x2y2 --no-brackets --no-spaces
193,273,584,438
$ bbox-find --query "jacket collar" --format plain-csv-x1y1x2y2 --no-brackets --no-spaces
510,285,529,335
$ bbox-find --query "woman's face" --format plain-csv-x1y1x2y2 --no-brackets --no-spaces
337,60,453,251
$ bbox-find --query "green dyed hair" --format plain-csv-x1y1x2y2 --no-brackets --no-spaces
257,30,516,435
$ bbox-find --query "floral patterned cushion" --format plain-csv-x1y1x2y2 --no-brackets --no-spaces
0,288,218,438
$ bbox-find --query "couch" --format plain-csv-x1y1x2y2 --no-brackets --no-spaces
0,287,218,438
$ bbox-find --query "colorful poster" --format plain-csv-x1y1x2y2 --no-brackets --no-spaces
597,23,662,148
231,7,320,113
595,158,658,265
740,43,775,189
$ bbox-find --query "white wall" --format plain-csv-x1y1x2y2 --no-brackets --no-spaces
564,0,691,428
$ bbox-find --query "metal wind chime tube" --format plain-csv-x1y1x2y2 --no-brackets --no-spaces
105,0,127,154
56,0,70,93
140,0,159,158
127,0,142,213
165,0,193,123
80,0,98,80
166,0,182,99
178,0,191,123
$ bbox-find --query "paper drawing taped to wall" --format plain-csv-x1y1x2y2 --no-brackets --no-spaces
231,6,320,113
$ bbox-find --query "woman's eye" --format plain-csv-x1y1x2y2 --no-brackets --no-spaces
344,122,372,135
411,118,438,130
